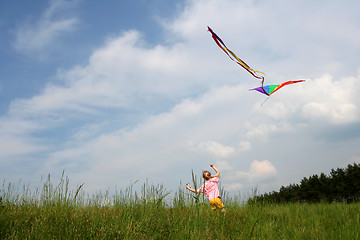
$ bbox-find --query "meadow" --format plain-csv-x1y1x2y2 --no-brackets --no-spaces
1,174,359,239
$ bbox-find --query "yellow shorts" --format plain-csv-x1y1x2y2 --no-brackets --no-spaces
209,197,225,210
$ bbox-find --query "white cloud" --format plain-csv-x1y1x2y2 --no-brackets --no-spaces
13,0,79,53
40,84,254,189
248,160,277,181
189,141,235,158
0,116,49,160
232,160,277,182
245,123,294,142
300,74,360,124
8,30,193,120
239,141,251,152
222,160,277,192
214,160,234,172
225,183,244,191
2,27,253,168
0,135,47,160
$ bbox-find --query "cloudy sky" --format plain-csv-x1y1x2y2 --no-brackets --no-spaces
1,0,360,197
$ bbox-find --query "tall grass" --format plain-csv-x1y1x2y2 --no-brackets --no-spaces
1,174,359,239
1,172,85,207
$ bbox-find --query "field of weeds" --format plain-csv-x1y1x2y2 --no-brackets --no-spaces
1,174,359,239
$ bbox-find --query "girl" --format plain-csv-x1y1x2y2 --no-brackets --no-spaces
186,164,225,212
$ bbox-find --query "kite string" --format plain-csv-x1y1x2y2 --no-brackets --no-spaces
247,96,270,121
260,96,270,107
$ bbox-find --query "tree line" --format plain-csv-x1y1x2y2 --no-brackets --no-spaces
248,163,360,204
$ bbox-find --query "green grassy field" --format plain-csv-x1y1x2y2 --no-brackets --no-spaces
1,175,359,239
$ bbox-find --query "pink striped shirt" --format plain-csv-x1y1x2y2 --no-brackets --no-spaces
197,177,220,201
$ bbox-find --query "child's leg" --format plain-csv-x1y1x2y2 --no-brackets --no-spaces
209,198,225,211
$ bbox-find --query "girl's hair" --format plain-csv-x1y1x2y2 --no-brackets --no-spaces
203,171,212,181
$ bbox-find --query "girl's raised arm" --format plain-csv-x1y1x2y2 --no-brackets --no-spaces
210,163,220,178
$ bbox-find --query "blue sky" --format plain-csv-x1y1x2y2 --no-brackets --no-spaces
1,0,360,197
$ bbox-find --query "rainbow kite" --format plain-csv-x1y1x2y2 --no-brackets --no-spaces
208,26,305,96
250,80,305,96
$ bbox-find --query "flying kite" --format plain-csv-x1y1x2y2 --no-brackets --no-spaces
207,26,305,96
250,80,305,96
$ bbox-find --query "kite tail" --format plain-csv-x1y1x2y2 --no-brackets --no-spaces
260,77,269,96
207,26,265,80
211,34,235,61
226,48,266,78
